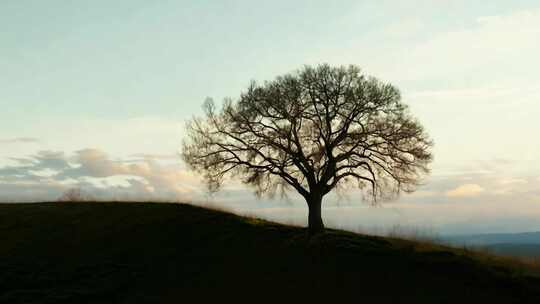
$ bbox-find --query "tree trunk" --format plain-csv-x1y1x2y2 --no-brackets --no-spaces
307,195,324,235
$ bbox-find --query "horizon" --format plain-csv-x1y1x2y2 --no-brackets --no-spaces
1,1,539,235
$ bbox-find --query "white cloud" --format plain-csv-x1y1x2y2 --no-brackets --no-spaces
396,9,540,84
313,8,540,89
0,148,201,202
445,184,485,197
498,178,528,185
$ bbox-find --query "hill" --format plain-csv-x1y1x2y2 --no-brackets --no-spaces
1,202,540,303
444,232,540,258
445,231,540,246
485,244,540,258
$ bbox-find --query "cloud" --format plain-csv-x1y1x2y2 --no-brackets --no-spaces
397,9,540,85
0,137,39,144
2,148,540,235
315,7,540,89
34,151,71,171
498,178,528,185
446,184,485,197
407,190,438,198
1,144,538,227
129,153,179,161
0,148,201,202
396,158,540,205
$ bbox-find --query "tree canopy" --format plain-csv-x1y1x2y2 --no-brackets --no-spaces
182,64,433,234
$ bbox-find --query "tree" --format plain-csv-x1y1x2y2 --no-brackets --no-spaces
182,64,433,235
57,188,94,202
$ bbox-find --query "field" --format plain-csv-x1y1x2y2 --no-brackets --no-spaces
2,202,540,303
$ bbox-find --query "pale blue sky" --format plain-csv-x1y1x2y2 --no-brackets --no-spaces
2,0,537,119
1,1,540,234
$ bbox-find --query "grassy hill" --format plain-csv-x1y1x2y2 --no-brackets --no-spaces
485,244,540,258
1,202,540,303
444,232,540,258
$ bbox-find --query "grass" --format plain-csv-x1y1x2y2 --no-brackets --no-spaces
1,202,540,303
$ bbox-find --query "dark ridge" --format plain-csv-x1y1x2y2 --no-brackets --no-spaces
1,202,540,303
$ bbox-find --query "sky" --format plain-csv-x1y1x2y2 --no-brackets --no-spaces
1,0,540,235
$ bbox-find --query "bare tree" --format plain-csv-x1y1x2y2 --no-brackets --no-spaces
57,188,94,202
182,64,433,234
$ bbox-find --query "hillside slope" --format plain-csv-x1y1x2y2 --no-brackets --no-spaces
446,231,540,246
1,202,540,303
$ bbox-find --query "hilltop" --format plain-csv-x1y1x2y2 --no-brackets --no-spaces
1,202,540,303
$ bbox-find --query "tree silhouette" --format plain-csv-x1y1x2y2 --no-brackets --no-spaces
57,188,94,202
182,64,433,234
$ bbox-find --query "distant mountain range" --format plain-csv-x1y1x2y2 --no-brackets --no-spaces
443,231,540,258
